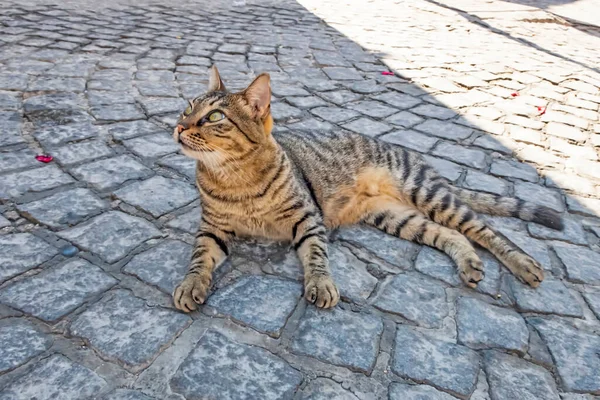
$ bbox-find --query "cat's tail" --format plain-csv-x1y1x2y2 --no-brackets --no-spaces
451,187,564,231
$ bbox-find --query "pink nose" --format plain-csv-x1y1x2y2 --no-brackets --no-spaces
176,124,185,133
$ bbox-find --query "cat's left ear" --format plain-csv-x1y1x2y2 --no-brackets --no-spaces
243,73,271,118
207,65,226,92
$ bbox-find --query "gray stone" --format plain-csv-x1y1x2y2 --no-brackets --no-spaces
0,148,39,173
392,325,480,397
0,233,57,283
28,77,86,92
0,215,10,229
101,389,155,400
58,211,161,263
286,118,335,133
291,306,383,372
0,259,117,322
18,188,108,228
323,67,362,80
0,318,52,373
337,225,419,269
374,273,448,328
70,290,190,367
52,140,113,166
299,378,359,400
583,288,600,319
414,119,473,140
272,102,303,120
91,104,145,121
0,354,107,400
484,351,560,400
380,129,438,153
411,104,457,120
310,106,360,123
0,90,20,110
490,159,539,182
566,195,600,217
123,240,191,295
456,297,528,353
345,79,385,94
373,92,422,109
424,155,464,181
433,142,487,169
207,275,302,337
88,90,137,106
388,383,457,400
496,227,551,269
343,117,392,136
33,123,101,146
529,318,600,393
1,165,75,199
137,82,178,97
171,330,302,400
385,111,424,128
286,96,328,109
514,181,565,212
123,133,180,158
158,154,196,180
329,244,377,303
528,218,587,246
347,100,398,118
0,111,24,146
0,73,28,90
107,120,165,140
509,276,582,317
71,155,153,191
463,170,508,195
115,176,197,217
553,243,600,284
166,207,201,234
317,90,361,105
139,97,186,116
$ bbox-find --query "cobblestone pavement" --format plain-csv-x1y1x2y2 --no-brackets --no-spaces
0,0,599,398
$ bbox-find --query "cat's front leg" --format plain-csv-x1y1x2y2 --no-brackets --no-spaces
173,223,233,312
292,214,340,308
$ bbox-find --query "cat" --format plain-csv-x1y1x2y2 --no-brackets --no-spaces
171,65,563,313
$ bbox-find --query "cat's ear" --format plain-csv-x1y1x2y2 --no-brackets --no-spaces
207,65,226,92
243,73,271,118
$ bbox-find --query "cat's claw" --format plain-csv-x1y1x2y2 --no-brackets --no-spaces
173,275,211,313
305,275,340,309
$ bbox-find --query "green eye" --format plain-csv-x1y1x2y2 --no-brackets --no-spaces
183,105,192,116
208,111,225,122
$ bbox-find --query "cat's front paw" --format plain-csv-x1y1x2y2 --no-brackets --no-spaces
173,274,211,313
305,275,340,309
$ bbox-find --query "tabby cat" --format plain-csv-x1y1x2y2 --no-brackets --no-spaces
172,66,563,312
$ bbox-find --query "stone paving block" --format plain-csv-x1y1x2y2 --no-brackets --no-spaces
388,383,457,400
51,140,113,165
171,330,302,400
432,142,487,169
207,275,302,336
291,306,383,373
343,117,393,136
286,96,328,109
0,354,107,400
411,104,457,120
107,120,166,140
0,148,39,173
58,211,161,263
272,102,303,120
0,259,117,321
490,159,539,182
139,97,186,116
0,318,52,373
508,276,582,317
496,227,551,269
423,155,464,182
33,122,101,146
114,176,197,217
326,244,377,303
0,73,28,90
18,188,108,229
101,389,156,400
157,154,196,180
553,243,600,284
165,207,201,234
286,118,335,132
310,106,360,123
414,119,473,140
380,129,438,152
123,239,190,293
529,317,600,393
374,273,448,328
0,111,24,146
385,111,424,128
514,181,564,212
317,89,361,105
456,297,528,353
582,288,600,319
372,92,421,109
463,170,508,195
1,165,75,199
528,218,587,246
0,233,57,283
0,90,20,110
70,154,153,191
70,290,190,368
298,378,359,400
337,225,419,269
323,67,362,80
347,100,398,118
92,103,145,121
28,77,86,92
392,325,480,397
0,215,10,229
484,351,560,400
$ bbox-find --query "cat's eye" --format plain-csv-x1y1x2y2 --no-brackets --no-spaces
183,104,192,116
208,110,225,122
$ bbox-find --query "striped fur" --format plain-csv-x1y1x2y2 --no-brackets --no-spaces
171,66,561,312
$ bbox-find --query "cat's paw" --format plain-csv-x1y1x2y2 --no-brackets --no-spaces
305,275,340,309
458,256,485,289
173,274,211,313
512,255,544,288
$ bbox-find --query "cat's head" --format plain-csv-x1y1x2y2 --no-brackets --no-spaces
173,65,273,163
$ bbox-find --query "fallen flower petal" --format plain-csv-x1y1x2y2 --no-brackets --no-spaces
381,71,394,76
35,154,53,163
511,92,519,97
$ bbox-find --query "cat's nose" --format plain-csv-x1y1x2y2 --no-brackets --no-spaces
176,123,188,133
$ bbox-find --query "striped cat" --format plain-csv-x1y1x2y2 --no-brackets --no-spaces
172,66,563,313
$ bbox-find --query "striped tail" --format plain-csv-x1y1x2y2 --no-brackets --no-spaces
452,188,564,231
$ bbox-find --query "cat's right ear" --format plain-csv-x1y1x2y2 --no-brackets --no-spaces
207,65,226,92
